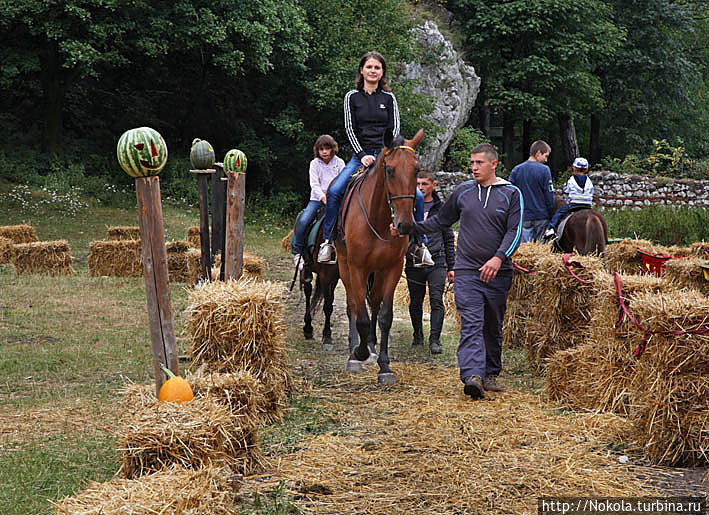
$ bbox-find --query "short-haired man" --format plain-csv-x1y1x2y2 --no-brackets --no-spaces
395,144,523,398
508,140,554,243
405,170,456,355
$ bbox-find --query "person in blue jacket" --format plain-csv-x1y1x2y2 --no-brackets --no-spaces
508,140,554,243
317,51,433,268
393,143,523,399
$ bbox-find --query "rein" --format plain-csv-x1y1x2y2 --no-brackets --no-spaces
357,145,417,242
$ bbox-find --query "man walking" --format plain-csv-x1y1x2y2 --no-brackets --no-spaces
395,144,523,399
509,141,554,243
405,170,456,355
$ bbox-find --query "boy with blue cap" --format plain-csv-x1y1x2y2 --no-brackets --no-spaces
545,157,594,239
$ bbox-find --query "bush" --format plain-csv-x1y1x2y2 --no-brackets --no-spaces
444,127,492,174
598,139,709,180
603,205,709,246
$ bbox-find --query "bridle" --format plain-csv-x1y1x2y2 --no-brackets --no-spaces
357,144,418,241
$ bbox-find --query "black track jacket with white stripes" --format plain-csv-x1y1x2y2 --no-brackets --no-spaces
344,87,400,160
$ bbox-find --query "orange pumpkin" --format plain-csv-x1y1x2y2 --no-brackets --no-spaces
158,365,194,403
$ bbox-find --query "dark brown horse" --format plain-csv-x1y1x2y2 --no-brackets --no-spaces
554,193,608,255
300,219,339,350
337,128,424,385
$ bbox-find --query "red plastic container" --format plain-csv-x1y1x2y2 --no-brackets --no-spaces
637,249,672,277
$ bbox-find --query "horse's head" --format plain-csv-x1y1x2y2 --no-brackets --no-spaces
381,128,424,235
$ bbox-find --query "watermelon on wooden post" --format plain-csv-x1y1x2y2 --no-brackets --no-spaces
224,149,247,173
190,138,216,170
117,127,168,177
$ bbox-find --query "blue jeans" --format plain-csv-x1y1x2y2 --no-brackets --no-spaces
322,153,424,241
521,219,550,243
292,200,323,255
550,202,590,228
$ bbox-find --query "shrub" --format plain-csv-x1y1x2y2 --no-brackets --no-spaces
603,205,709,246
444,127,492,174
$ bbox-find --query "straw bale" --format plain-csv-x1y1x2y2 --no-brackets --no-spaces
503,242,553,349
627,289,709,465
52,464,236,514
604,238,656,274
281,230,293,253
88,240,142,277
167,240,192,283
13,240,75,276
665,257,709,295
187,366,264,424
524,253,603,371
117,385,263,477
0,224,38,243
546,271,678,415
187,226,210,248
688,241,709,259
273,362,656,514
105,225,141,241
186,248,202,284
0,236,14,264
243,252,265,280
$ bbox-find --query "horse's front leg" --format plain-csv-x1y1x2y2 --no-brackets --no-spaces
376,269,402,385
302,268,314,339
345,268,371,373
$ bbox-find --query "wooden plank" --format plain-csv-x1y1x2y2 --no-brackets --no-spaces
211,163,226,271
224,172,246,280
195,172,212,281
135,176,178,397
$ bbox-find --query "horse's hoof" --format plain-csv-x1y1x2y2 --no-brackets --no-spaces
364,352,378,365
346,360,363,373
304,331,314,340
321,343,335,352
377,373,397,385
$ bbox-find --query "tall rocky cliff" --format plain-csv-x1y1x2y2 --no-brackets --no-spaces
402,19,480,171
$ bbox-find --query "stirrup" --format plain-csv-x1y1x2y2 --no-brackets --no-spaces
412,244,434,268
317,241,336,264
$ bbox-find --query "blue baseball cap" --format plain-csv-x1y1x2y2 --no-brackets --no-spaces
572,157,589,169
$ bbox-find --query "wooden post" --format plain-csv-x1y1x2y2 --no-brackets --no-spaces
135,176,178,397
211,163,226,270
224,171,246,280
191,169,215,281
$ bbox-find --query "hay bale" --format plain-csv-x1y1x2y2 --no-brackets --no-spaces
185,279,291,424
0,224,38,244
547,271,678,414
117,385,263,478
187,226,209,248
281,230,293,253
689,241,709,259
187,366,264,424
52,464,236,514
628,289,709,466
243,252,265,280
504,242,553,349
0,236,14,264
105,226,141,241
525,253,603,371
604,238,655,274
665,257,709,295
13,240,75,276
88,240,142,277
166,240,192,283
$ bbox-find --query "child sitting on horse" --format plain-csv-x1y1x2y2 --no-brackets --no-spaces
292,134,345,270
545,157,594,239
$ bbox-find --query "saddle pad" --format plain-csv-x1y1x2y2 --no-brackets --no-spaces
557,207,591,240
337,166,369,242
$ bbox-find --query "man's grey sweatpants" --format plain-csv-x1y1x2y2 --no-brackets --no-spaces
453,272,513,382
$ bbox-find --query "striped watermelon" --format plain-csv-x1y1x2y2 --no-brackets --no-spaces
189,138,215,169
117,127,168,178
224,149,247,173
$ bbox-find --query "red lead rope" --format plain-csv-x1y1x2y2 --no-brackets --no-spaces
613,273,709,357
512,262,535,274
562,253,592,285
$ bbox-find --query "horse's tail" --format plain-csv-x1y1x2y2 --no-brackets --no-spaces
585,213,607,255
309,272,324,316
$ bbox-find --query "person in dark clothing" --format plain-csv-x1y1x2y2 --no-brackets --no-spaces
393,144,523,399
405,170,456,355
317,51,433,268
508,140,554,243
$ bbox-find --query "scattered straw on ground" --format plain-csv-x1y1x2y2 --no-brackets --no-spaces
0,224,38,243
270,362,657,514
13,240,75,275
52,464,237,514
105,226,141,241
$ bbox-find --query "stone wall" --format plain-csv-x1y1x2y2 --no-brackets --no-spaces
433,170,709,209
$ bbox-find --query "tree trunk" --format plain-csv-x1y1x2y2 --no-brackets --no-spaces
589,113,601,167
502,112,515,170
39,42,63,158
479,105,490,137
557,112,579,170
522,119,532,158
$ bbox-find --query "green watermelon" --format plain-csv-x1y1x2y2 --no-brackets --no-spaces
117,127,168,178
190,138,216,169
224,149,247,173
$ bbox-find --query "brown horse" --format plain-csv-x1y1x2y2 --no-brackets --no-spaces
337,128,424,385
554,193,608,255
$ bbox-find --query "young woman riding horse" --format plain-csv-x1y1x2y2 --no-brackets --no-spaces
337,127,424,385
